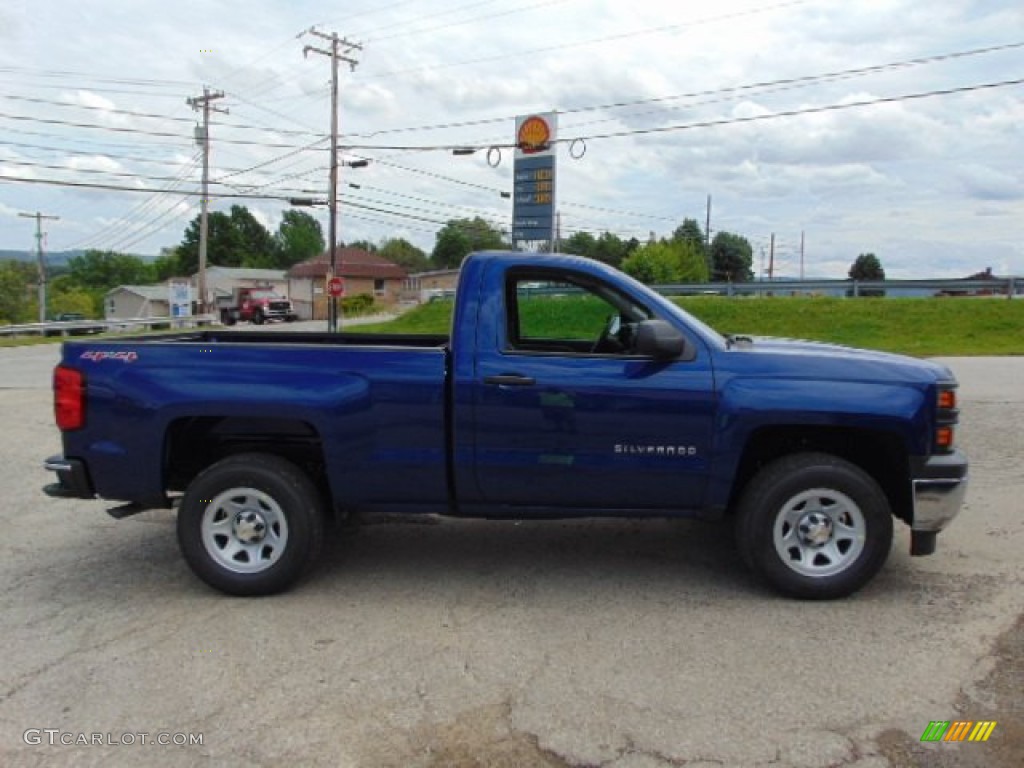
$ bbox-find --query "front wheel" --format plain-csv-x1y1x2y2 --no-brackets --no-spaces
735,452,893,599
177,453,324,596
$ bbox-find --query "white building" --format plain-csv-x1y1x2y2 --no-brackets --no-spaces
104,285,170,320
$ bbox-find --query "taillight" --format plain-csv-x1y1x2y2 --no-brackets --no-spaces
54,366,85,431
935,383,958,454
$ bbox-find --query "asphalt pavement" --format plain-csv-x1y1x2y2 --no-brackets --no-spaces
0,344,1021,767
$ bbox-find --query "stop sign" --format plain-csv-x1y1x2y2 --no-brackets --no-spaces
327,277,345,298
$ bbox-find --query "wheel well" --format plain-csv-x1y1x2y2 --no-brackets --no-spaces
730,426,912,523
164,416,330,508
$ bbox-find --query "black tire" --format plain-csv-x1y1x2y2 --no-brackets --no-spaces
734,452,893,600
251,309,264,325
177,453,325,596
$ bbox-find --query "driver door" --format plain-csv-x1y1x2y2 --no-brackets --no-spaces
471,269,715,511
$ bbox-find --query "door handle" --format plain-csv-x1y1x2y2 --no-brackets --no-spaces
484,374,536,387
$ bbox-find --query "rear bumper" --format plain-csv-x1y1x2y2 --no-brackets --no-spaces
43,455,95,499
908,450,968,556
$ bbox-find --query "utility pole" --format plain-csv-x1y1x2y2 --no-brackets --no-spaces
19,211,59,322
800,230,806,281
186,87,227,317
705,194,712,278
768,232,776,281
303,27,361,332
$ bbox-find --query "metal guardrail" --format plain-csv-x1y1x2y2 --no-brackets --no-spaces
0,315,217,338
656,277,1021,298
428,277,1022,301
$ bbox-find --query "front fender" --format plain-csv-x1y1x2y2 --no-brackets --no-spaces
705,377,927,509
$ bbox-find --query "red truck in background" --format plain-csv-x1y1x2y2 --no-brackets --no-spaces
217,287,297,325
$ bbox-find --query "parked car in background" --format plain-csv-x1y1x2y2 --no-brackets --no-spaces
48,313,105,336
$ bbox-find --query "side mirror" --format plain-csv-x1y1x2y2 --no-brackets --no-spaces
634,319,686,359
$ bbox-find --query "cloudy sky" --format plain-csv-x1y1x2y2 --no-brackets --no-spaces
1,0,1021,278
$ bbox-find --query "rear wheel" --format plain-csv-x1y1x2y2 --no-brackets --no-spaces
735,452,893,599
177,453,324,596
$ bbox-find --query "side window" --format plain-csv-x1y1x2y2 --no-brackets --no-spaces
506,272,652,355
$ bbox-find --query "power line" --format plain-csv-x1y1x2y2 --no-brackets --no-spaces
0,91,329,138
0,158,217,185
0,109,329,149
0,138,196,166
0,93,196,123
365,0,808,80
67,153,202,251
0,66,192,88
105,195,195,254
565,77,1024,143
0,175,300,199
366,0,567,43
236,39,1019,144
307,77,1024,151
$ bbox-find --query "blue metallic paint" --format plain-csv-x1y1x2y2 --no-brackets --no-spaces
55,251,954,522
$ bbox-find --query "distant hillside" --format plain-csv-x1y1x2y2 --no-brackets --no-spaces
0,249,84,267
0,249,154,266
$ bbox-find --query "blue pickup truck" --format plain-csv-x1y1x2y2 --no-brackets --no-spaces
44,251,967,599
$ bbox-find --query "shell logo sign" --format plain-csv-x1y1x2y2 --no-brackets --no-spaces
517,115,552,154
514,112,557,159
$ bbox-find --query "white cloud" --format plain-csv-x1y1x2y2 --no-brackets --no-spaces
0,0,1020,279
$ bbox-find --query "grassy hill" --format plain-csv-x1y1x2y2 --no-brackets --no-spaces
351,295,1024,357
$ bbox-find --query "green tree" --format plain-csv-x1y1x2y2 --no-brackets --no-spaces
432,217,506,268
66,249,153,291
672,218,708,264
347,239,378,253
591,232,637,268
275,210,325,268
559,231,638,267
561,231,597,258
0,260,35,324
152,247,184,281
621,239,708,285
230,205,278,268
378,237,430,272
178,205,275,274
848,252,886,297
49,275,98,317
848,253,885,281
710,231,754,282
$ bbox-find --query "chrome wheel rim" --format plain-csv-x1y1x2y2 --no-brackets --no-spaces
772,488,866,578
200,487,289,574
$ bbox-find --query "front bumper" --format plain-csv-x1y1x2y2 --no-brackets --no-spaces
909,450,968,555
43,455,95,500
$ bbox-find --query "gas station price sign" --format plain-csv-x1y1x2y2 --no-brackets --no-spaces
512,112,557,243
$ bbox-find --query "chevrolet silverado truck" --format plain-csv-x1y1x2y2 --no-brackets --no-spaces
44,251,967,598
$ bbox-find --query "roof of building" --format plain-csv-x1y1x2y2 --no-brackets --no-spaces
200,267,287,281
287,248,408,280
105,284,168,301
409,268,461,278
